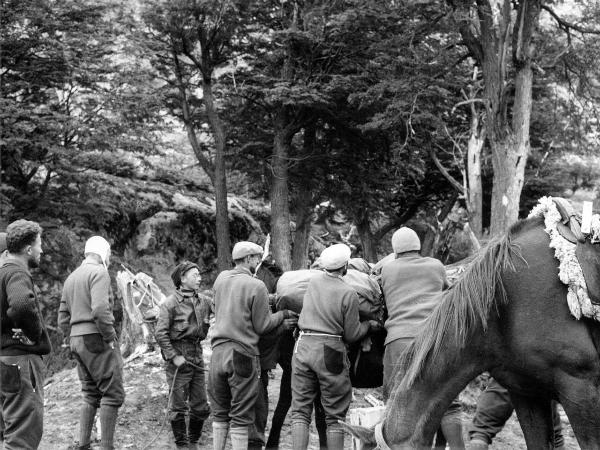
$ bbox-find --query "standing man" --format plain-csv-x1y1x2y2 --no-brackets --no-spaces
58,236,124,450
209,241,295,450
291,244,378,450
381,227,463,448
155,261,211,450
0,219,51,449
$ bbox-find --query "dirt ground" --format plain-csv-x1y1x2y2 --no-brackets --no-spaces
40,347,580,450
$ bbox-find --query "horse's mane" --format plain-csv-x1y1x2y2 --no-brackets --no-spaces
395,216,541,391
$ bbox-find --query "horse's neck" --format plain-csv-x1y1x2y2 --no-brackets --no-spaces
384,346,483,447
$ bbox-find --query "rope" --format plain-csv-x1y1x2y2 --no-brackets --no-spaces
141,366,179,450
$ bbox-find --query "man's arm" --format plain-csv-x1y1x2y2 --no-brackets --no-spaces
251,284,286,335
89,270,116,342
5,270,43,341
57,287,71,339
154,301,178,361
342,291,370,343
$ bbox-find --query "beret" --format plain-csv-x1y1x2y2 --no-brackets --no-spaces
171,261,200,288
391,227,421,254
320,243,351,270
232,241,263,260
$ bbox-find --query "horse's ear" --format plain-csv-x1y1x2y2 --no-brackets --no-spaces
338,420,377,446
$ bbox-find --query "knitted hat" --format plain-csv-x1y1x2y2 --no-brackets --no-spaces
84,236,111,268
232,241,263,260
391,227,420,254
0,233,6,253
320,243,351,270
171,261,200,288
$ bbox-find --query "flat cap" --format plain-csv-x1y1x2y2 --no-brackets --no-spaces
320,243,351,270
232,241,263,260
0,232,6,253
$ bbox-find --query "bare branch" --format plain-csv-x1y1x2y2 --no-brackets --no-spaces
430,145,465,194
542,5,600,35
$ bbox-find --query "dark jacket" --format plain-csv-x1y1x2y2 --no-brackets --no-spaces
155,290,212,361
0,258,51,356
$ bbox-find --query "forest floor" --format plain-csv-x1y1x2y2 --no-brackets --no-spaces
40,346,580,450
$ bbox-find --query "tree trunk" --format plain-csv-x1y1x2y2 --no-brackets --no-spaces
356,217,377,263
291,188,313,270
489,0,539,236
466,123,484,238
271,114,293,271
202,80,232,270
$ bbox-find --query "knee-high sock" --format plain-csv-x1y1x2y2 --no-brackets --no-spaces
99,405,119,450
212,421,229,450
230,426,248,450
291,422,310,450
79,403,97,447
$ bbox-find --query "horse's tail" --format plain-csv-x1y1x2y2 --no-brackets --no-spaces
398,231,518,390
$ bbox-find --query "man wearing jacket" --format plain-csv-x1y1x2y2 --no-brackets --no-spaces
155,261,212,450
291,244,378,450
58,236,123,450
0,219,51,449
209,241,295,450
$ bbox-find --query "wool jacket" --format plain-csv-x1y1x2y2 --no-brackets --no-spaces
211,266,285,356
155,289,212,361
381,254,448,344
58,260,116,342
298,271,369,344
0,258,51,356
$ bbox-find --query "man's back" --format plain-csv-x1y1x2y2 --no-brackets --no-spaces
381,255,447,344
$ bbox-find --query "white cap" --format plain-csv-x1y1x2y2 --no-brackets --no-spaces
84,236,111,267
232,241,263,260
320,243,351,270
391,227,420,254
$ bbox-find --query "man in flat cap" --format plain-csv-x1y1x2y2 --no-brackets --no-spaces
155,261,211,450
0,220,51,450
58,236,123,450
291,243,380,450
380,227,464,448
209,241,296,450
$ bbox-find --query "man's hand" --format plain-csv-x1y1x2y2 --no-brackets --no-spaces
282,317,299,330
368,320,382,332
12,328,34,345
172,355,187,368
283,310,299,320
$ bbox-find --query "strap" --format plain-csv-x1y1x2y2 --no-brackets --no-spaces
374,422,391,450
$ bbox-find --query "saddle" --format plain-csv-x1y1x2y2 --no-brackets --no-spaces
553,197,600,306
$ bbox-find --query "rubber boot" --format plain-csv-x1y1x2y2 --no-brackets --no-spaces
325,428,344,450
188,417,204,449
291,422,309,450
170,417,189,449
230,426,248,450
212,421,229,450
440,412,465,450
99,405,119,450
78,403,97,450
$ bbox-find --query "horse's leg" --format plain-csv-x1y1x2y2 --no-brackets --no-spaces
509,392,555,449
265,338,294,449
555,375,600,449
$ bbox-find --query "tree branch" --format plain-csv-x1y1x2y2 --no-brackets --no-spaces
542,4,600,35
430,146,465,194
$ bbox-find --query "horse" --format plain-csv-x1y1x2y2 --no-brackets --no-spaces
341,214,600,449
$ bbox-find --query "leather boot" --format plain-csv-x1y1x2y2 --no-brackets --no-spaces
171,418,189,448
291,422,309,450
188,417,204,449
325,428,345,450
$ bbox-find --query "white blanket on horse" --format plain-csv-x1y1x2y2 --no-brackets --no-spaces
529,196,600,321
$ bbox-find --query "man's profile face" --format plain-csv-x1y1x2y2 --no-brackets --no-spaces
27,234,43,269
181,267,201,291
248,254,261,274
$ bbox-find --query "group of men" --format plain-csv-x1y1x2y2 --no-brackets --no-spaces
0,218,553,450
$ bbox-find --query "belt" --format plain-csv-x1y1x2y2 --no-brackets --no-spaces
299,330,342,339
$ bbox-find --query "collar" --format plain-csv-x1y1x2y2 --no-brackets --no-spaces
82,260,103,267
174,289,197,302
324,271,344,280
374,422,391,450
232,266,253,276
3,256,30,273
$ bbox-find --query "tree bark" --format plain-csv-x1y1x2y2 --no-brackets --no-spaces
271,113,293,271
356,216,378,263
466,112,484,238
291,188,313,270
202,80,232,271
